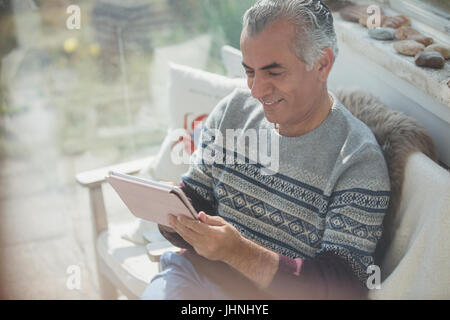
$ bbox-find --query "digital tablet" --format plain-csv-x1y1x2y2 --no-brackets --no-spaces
106,171,198,227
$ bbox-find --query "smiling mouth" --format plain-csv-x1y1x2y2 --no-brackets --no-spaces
261,98,283,106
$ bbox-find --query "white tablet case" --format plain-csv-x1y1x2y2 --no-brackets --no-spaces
106,171,198,227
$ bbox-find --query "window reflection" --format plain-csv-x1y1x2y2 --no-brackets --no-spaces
0,0,252,168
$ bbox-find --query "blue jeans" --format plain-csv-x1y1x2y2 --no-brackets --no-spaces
140,251,232,300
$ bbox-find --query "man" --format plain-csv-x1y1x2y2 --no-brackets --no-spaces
141,0,390,300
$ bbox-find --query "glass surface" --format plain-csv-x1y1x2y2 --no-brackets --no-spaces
0,0,253,169
0,0,251,299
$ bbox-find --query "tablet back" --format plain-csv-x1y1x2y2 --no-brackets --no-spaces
106,172,197,227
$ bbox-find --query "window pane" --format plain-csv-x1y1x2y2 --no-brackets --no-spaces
0,0,252,169
420,0,450,16
0,0,253,299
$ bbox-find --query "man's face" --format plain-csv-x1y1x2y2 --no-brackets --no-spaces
240,19,325,133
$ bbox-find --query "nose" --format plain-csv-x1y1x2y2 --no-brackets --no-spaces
249,74,272,100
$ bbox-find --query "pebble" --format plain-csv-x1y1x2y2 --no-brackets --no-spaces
407,34,434,46
394,40,425,56
382,15,411,29
395,26,420,40
414,51,445,69
424,44,450,59
368,27,396,40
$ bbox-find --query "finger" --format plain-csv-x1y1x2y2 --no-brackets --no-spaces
177,215,210,233
172,216,202,240
198,212,208,223
168,214,178,229
198,212,226,226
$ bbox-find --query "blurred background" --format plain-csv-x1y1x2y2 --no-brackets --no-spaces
0,0,253,299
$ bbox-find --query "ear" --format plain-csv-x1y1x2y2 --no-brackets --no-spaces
316,47,334,83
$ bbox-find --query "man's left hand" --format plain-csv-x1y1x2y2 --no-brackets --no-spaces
168,211,243,263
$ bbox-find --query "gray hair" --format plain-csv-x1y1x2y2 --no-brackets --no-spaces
242,0,338,71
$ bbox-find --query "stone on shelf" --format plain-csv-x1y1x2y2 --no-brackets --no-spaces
424,44,450,60
414,51,445,69
368,27,396,40
407,34,434,47
382,15,411,29
395,26,420,40
394,40,425,56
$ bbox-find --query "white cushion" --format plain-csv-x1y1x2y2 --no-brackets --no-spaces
369,152,450,299
221,45,246,78
140,131,189,183
148,34,212,123
142,63,247,183
167,63,247,129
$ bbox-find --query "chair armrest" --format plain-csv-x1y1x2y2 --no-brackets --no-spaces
76,156,155,189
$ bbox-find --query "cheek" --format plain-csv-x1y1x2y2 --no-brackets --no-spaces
280,82,300,98
276,74,301,96
281,83,311,105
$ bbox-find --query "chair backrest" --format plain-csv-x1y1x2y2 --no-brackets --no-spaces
369,152,450,299
221,45,246,78
335,88,450,298
335,88,438,264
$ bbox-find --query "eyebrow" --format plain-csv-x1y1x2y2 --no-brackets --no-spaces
241,62,284,71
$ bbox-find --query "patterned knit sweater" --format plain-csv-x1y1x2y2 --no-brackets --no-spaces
164,88,390,298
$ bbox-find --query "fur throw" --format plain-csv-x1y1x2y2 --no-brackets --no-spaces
335,88,438,264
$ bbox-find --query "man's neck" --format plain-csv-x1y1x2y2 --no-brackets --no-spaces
277,91,334,137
